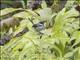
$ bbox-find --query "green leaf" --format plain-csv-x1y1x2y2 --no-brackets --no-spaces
41,1,47,9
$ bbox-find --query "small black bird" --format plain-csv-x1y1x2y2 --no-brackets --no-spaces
32,21,45,34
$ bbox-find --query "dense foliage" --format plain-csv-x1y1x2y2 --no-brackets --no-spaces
0,0,80,60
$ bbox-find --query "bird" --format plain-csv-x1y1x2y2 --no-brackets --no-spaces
32,21,45,34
